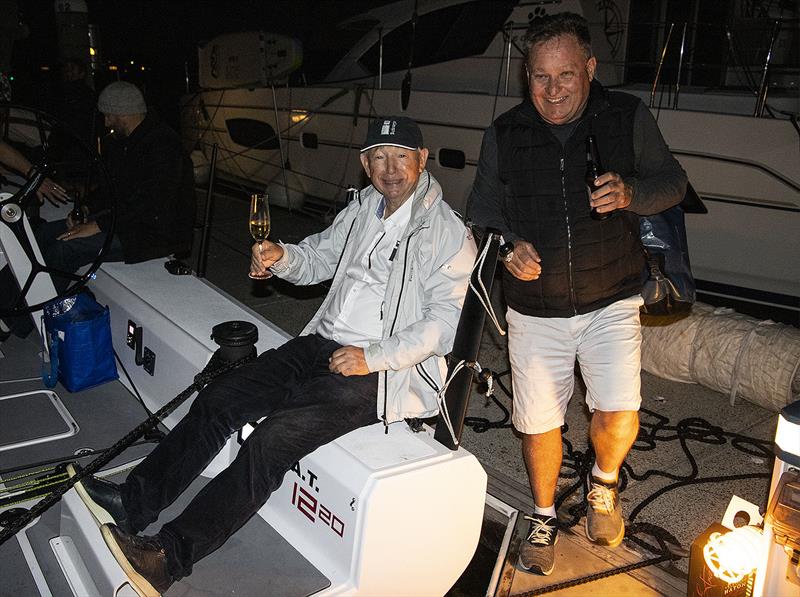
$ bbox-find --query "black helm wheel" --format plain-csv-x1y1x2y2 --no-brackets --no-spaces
0,105,114,317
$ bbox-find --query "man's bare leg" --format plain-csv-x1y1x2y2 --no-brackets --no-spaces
518,427,563,575
522,427,563,509
590,410,639,478
585,409,639,547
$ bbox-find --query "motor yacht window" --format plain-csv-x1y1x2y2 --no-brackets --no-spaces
307,21,378,82
301,132,318,149
437,148,466,170
624,2,799,92
358,1,515,75
225,118,280,150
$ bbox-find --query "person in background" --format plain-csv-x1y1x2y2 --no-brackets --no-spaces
0,82,195,339
466,12,687,576
68,116,475,596
34,80,195,290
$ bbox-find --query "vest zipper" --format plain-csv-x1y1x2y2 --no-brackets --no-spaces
560,156,578,315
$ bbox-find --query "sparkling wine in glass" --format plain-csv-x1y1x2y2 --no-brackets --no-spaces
248,192,272,279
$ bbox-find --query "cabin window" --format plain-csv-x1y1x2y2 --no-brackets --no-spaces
225,118,279,150
308,18,380,82
358,1,516,75
437,148,465,170
301,132,318,149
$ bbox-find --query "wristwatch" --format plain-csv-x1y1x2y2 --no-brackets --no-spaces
499,241,514,263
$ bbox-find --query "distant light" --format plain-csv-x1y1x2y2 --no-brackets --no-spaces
109,65,118,71
8,75,14,81
41,66,50,71
140,66,145,71
290,110,309,124
130,60,134,65
89,47,96,56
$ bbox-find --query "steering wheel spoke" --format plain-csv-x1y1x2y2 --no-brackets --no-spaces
0,105,115,318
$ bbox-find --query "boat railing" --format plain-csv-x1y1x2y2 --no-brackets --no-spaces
647,18,796,117
361,12,798,119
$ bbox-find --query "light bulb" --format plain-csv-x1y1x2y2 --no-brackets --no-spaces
703,525,763,584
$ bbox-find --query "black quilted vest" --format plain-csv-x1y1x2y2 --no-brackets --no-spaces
495,83,645,317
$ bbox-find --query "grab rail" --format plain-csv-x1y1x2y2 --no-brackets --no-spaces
671,148,800,198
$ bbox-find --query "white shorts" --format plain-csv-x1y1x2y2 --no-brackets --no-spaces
508,295,643,435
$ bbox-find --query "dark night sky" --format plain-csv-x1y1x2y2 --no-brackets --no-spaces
11,1,389,126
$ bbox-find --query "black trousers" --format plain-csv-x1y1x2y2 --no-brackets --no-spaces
35,219,124,293
0,219,123,335
120,334,379,580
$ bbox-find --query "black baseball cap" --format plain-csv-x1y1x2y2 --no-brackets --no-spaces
361,116,424,153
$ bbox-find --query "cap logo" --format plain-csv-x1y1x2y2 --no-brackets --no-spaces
361,116,421,152
381,120,396,136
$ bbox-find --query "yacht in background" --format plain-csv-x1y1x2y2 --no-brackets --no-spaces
179,0,799,323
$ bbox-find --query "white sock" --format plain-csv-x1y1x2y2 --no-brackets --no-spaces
534,504,557,518
591,462,618,484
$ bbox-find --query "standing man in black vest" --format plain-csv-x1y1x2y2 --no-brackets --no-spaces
467,13,687,576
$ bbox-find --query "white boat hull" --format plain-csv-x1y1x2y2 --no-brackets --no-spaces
181,85,800,304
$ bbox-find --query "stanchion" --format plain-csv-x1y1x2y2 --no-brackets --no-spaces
196,143,218,278
434,228,502,450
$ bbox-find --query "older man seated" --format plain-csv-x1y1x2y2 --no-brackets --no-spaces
69,116,476,596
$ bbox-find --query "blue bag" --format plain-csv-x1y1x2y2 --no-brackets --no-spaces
42,293,118,392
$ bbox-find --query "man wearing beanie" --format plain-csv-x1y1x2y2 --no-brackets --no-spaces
70,116,476,595
32,80,195,290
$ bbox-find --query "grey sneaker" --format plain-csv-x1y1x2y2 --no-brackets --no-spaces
585,475,625,547
518,513,558,575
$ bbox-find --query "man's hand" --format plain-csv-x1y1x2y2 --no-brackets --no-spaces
589,172,633,214
329,346,370,376
36,177,70,206
505,240,542,281
249,240,284,277
57,221,101,241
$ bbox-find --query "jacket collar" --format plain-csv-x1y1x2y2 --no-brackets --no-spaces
124,113,159,147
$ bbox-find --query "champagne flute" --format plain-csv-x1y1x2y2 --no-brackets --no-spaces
248,192,273,279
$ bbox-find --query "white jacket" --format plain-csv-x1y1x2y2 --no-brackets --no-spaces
274,171,476,424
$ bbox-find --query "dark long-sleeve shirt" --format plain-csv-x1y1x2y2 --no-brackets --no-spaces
467,102,687,243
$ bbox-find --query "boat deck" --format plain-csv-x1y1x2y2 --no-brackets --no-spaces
0,331,329,597
0,184,777,596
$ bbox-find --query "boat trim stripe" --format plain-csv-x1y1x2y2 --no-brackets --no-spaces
696,279,799,309
697,195,800,212
672,149,800,194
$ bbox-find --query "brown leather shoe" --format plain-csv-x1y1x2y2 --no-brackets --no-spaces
101,523,173,596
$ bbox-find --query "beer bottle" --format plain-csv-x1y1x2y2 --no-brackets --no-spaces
585,135,611,221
